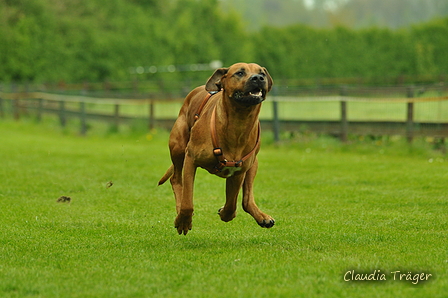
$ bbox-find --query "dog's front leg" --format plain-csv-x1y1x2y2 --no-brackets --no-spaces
218,174,245,222
242,158,275,228
174,154,196,235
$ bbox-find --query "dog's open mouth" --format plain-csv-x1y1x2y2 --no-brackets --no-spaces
233,88,266,106
249,89,263,97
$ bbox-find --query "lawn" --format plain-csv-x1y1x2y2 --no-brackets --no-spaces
0,118,447,297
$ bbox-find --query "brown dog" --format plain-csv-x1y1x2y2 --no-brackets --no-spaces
158,63,275,235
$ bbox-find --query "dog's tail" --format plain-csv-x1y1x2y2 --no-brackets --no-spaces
158,165,174,186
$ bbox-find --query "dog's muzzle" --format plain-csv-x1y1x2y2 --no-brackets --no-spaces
231,74,267,106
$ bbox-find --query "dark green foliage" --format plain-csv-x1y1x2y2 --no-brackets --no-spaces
0,0,249,82
252,25,421,80
0,0,447,83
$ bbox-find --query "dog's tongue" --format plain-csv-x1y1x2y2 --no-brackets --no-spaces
249,90,263,97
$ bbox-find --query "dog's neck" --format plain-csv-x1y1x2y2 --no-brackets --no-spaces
215,92,261,153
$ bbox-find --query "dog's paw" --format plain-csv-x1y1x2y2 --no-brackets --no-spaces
218,207,236,222
258,217,275,228
174,214,192,235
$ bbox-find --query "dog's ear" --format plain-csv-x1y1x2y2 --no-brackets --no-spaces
205,68,229,91
263,67,274,92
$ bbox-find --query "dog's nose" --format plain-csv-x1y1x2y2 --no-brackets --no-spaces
250,74,265,82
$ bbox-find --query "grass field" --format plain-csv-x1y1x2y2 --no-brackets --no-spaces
1,118,447,297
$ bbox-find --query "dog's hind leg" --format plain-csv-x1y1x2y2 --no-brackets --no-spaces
167,117,190,214
242,158,275,228
170,162,184,214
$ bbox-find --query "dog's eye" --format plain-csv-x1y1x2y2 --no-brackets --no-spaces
235,71,245,77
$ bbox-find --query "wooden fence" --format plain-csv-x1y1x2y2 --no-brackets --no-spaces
1,88,447,143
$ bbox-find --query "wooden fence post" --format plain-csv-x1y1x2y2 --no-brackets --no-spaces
149,100,155,131
272,100,280,143
13,98,20,120
59,100,66,127
80,101,87,135
113,103,120,132
340,86,348,142
11,83,19,120
0,98,3,118
57,82,66,127
272,86,280,143
0,83,3,118
406,86,414,143
37,98,43,122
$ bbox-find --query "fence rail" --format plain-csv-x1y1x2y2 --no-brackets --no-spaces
1,88,447,142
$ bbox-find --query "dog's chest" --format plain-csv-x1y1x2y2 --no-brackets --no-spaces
201,163,243,178
219,166,242,178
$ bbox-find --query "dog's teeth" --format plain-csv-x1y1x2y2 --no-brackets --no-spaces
250,90,262,97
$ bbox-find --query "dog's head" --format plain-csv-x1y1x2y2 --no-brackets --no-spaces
205,63,273,106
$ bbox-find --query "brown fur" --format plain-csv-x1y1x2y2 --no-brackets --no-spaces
158,63,275,235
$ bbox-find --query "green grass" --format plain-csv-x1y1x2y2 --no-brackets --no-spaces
0,118,447,297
